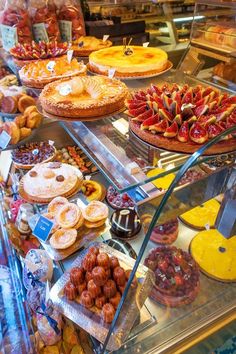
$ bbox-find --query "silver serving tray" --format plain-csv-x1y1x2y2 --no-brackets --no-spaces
50,242,155,351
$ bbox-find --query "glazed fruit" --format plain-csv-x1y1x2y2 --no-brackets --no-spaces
113,267,126,286
70,267,84,286
103,279,117,298
80,290,94,308
87,279,101,298
10,41,68,61
127,83,236,154
106,185,135,209
92,266,107,287
144,246,200,307
102,303,115,323
64,281,77,301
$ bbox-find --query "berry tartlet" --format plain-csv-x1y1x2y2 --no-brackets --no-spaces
144,246,200,307
106,186,135,209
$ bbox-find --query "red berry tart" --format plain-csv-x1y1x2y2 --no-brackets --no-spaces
106,186,135,210
144,246,200,307
127,83,236,155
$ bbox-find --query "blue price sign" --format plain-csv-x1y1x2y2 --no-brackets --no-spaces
33,215,54,242
0,131,11,149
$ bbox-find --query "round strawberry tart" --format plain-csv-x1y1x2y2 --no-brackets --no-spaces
144,246,200,307
141,215,179,244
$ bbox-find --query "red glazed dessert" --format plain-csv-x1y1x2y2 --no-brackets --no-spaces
144,246,200,307
85,271,93,283
1,8,32,44
110,291,121,309
105,268,111,279
87,279,101,298
110,256,120,270
97,253,110,269
88,246,100,256
70,267,84,286
106,185,135,209
103,279,117,298
64,281,77,300
95,295,106,309
102,303,115,323
150,219,179,245
113,266,126,286
80,290,94,308
82,253,97,272
125,269,138,289
92,266,107,287
76,281,87,295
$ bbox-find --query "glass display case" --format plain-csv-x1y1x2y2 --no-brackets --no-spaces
0,2,235,351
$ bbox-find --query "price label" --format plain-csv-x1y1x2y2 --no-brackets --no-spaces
33,215,54,242
0,25,18,51
48,140,54,146
67,49,73,64
33,23,49,43
108,68,116,79
46,61,56,72
143,42,149,47
103,34,110,42
58,84,72,96
205,223,210,230
59,20,72,42
0,131,11,149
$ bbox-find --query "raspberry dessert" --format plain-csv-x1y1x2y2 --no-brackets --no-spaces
106,186,135,209
127,83,236,154
149,219,179,244
144,246,200,307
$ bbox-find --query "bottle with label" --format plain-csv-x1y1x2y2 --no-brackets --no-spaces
18,212,33,237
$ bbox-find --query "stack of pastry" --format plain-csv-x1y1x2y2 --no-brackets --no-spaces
64,245,138,323
0,102,43,145
82,201,108,228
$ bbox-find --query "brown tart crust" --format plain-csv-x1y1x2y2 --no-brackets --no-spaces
130,119,236,155
39,76,129,119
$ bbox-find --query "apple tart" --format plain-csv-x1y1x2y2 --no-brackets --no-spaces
39,76,129,119
19,56,86,89
22,162,83,202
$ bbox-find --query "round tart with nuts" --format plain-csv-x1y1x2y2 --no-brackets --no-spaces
39,76,129,119
12,142,56,169
20,162,83,203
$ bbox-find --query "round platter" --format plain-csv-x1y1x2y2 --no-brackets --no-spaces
12,146,57,170
37,102,126,122
129,119,236,156
87,60,173,80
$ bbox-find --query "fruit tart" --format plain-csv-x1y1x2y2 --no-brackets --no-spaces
19,56,86,89
141,216,179,244
144,246,200,307
10,41,68,67
106,185,135,209
71,36,112,57
127,83,236,155
39,76,128,118
12,142,56,169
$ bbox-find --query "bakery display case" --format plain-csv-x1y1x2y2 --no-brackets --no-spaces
0,5,235,353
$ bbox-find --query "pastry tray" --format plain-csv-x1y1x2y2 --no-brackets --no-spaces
50,242,155,350
87,60,173,80
29,214,110,261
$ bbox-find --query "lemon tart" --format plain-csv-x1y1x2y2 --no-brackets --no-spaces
19,56,86,89
39,76,128,118
190,229,236,282
89,45,168,77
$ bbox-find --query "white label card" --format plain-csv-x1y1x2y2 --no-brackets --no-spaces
59,20,72,42
59,84,72,96
0,25,18,51
67,49,73,64
0,131,11,149
103,34,110,42
32,23,49,43
108,68,116,78
46,61,56,72
48,140,54,146
205,223,210,230
143,42,149,47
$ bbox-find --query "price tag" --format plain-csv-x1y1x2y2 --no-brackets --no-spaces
46,61,56,72
67,49,73,64
33,23,49,43
0,24,18,51
0,131,11,149
108,68,116,79
85,175,91,180
58,84,72,96
205,223,210,230
103,34,110,42
59,20,72,42
48,140,54,146
143,42,149,47
33,215,54,242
